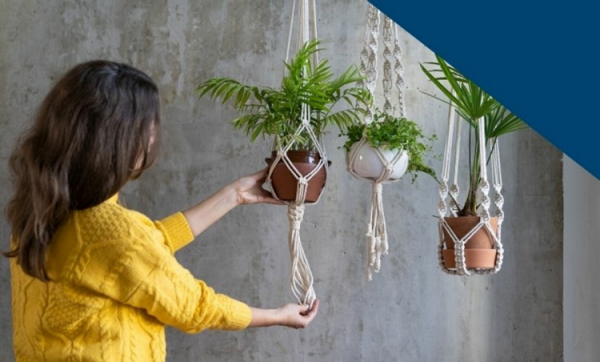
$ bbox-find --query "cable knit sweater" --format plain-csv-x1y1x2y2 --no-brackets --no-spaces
9,194,252,361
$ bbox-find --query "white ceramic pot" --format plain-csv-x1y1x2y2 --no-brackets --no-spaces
347,142,409,181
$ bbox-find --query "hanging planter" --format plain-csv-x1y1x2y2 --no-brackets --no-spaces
341,110,437,279
342,111,436,184
341,5,437,280
421,55,528,275
196,39,369,205
196,0,371,305
347,142,408,181
265,150,331,203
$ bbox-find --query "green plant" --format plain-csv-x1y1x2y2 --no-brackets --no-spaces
421,55,528,216
340,110,437,182
196,39,372,151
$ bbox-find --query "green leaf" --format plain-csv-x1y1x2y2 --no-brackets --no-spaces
195,38,370,144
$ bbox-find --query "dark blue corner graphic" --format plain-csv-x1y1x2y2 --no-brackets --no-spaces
369,0,600,180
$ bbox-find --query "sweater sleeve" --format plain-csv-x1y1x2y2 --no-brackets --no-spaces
71,207,252,333
154,212,195,253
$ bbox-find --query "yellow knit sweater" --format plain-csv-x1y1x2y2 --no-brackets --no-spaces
10,194,252,361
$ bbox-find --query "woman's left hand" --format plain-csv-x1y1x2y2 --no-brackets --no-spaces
234,168,284,206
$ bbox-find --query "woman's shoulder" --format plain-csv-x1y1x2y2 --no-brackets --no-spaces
74,201,157,244
47,203,142,280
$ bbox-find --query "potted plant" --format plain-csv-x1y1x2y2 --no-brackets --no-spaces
421,55,527,269
196,39,372,203
340,109,437,183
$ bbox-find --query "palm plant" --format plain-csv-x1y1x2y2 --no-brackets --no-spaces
196,39,372,151
421,55,527,217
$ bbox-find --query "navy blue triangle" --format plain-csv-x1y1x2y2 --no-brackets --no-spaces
369,0,600,180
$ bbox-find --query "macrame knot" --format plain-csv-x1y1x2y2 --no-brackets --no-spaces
374,238,381,252
449,184,459,196
480,179,490,194
437,200,447,215
288,204,305,230
373,237,382,271
380,233,389,253
382,77,391,90
368,235,377,265
480,194,491,209
480,209,491,223
439,183,448,195
373,183,383,196
494,193,504,208
360,48,369,63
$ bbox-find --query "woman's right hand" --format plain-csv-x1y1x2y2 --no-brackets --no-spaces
249,299,320,329
233,168,284,206
181,168,283,238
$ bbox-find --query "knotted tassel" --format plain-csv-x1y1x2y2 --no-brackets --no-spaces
366,183,390,279
287,203,316,307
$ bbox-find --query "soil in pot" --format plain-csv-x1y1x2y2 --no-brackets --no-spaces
442,216,499,269
266,150,330,203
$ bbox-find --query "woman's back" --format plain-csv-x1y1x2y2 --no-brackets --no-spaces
11,194,253,361
11,195,168,361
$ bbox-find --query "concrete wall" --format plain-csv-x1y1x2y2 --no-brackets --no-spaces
0,0,563,361
564,157,600,362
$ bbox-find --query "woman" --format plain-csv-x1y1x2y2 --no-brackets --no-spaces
4,60,318,361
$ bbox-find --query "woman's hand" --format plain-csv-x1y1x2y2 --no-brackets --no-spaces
182,168,282,238
275,300,320,329
249,299,320,329
233,168,284,206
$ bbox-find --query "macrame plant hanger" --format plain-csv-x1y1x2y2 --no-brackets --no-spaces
437,105,505,275
347,4,408,280
264,0,322,307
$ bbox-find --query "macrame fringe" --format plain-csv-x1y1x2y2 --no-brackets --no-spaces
349,3,409,279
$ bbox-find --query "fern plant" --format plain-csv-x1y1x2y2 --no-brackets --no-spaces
421,55,528,216
340,110,437,182
196,39,372,151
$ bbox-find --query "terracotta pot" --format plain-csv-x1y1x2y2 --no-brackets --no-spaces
442,216,499,269
347,142,409,181
442,249,498,269
265,150,330,203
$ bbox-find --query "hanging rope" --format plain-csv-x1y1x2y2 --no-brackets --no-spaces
347,3,410,280
287,204,316,305
436,104,505,275
382,16,394,115
392,23,405,119
265,0,324,308
490,138,505,272
357,4,380,124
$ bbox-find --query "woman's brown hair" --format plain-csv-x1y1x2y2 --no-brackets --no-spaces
3,60,161,281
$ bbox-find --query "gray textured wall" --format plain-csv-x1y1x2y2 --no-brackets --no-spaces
0,1,563,361
564,157,600,362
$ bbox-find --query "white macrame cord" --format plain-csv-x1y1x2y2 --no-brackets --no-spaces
265,0,323,307
436,104,505,275
347,4,409,280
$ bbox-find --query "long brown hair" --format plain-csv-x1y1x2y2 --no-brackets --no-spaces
4,60,161,281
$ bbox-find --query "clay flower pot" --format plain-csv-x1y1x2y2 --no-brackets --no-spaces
441,216,498,269
266,150,330,203
347,142,409,181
